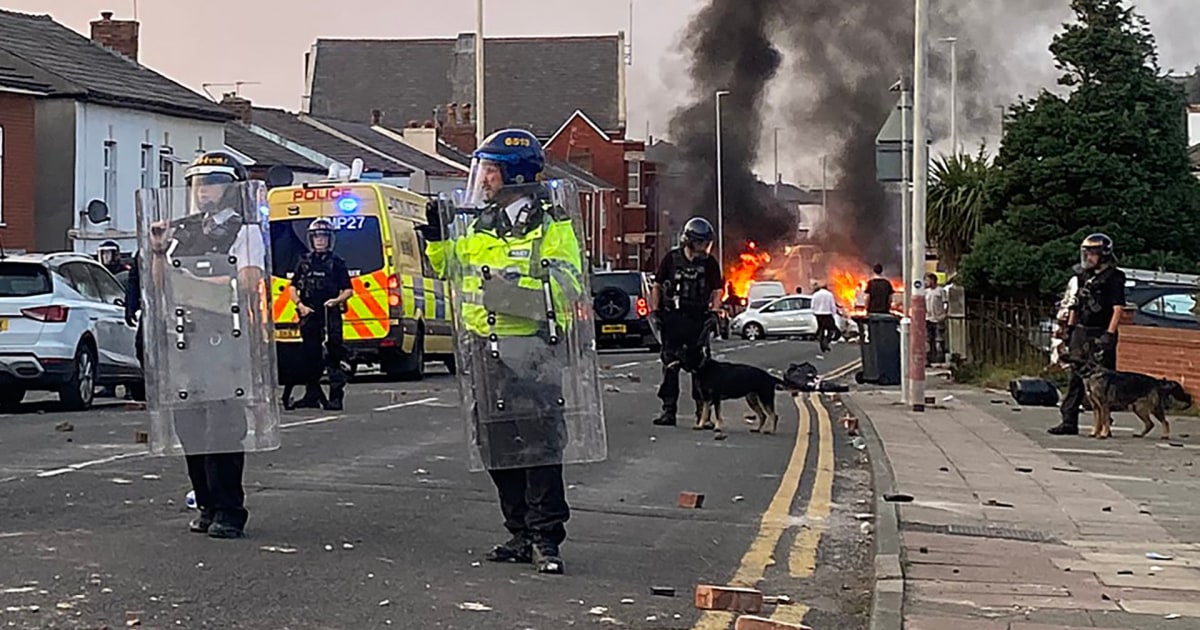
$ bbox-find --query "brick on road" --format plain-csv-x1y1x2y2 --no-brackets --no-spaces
853,386,1200,628
694,584,764,613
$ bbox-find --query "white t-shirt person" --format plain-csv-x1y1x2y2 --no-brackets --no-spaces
811,287,837,316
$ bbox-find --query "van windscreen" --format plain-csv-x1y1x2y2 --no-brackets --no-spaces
270,217,385,278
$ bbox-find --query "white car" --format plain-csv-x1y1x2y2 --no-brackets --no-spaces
732,294,855,342
0,253,142,411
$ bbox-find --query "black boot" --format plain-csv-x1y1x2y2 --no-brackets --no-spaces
189,511,214,534
485,534,532,563
1048,422,1079,436
208,522,245,539
533,542,564,574
652,410,677,426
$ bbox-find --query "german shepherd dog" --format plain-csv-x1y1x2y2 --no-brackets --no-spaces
1076,346,1193,440
664,318,794,440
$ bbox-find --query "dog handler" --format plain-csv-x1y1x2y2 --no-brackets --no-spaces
1048,233,1127,436
649,217,724,427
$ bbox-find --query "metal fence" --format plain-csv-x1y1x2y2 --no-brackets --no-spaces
964,296,1057,366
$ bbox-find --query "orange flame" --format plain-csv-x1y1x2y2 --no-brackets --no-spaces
825,259,905,317
723,241,772,300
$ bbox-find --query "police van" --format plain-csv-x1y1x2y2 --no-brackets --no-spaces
266,166,454,380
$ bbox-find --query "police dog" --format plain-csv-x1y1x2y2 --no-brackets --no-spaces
1077,348,1193,440
664,319,793,439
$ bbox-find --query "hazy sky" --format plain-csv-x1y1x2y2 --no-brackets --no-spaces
10,0,1200,184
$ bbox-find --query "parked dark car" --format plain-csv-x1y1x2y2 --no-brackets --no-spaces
591,270,659,352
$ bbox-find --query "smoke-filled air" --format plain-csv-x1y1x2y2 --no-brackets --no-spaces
665,0,1195,269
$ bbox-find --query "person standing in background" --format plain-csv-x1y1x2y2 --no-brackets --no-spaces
810,280,838,354
924,273,948,365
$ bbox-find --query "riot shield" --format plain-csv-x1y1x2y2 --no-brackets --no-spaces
135,181,280,456
437,179,606,472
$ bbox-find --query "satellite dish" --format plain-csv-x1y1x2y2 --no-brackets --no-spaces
85,199,110,224
266,165,294,189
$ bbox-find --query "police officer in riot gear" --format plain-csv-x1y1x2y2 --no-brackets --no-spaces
289,218,353,411
650,217,724,428
1049,233,1127,436
421,128,583,575
145,150,266,538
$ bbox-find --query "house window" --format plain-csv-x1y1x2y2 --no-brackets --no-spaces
159,146,174,188
103,140,118,209
141,144,155,189
0,126,5,224
627,160,641,205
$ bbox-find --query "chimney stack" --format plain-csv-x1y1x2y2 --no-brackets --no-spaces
90,11,139,62
219,92,252,123
370,109,384,126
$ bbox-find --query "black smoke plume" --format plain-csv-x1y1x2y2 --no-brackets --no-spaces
666,0,797,265
668,0,1070,269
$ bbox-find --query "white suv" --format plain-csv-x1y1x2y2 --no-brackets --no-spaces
0,253,141,411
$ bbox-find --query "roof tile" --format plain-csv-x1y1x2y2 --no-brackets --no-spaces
249,108,411,175
224,123,327,173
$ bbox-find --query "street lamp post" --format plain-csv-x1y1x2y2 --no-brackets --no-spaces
715,89,730,268
940,36,958,154
910,0,930,412
475,0,485,147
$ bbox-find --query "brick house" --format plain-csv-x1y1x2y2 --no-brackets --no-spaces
0,55,51,253
301,33,653,269
0,9,233,254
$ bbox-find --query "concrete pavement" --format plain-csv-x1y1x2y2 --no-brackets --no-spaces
0,337,871,629
851,376,1200,630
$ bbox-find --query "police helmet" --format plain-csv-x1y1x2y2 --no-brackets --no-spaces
1080,233,1114,269
185,151,248,214
472,129,546,187
681,217,715,248
307,217,336,251
97,240,120,266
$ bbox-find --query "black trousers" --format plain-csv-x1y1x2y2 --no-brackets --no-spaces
488,464,569,547
184,452,247,529
926,320,946,365
1060,327,1117,428
815,314,838,352
299,311,348,402
657,311,707,416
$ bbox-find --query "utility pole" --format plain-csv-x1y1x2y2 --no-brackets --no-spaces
941,37,959,154
715,90,730,268
821,154,828,217
773,127,780,198
475,0,485,147
899,79,912,408
910,0,930,413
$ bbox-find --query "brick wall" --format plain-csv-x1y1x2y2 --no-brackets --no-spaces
0,92,36,252
1116,325,1200,398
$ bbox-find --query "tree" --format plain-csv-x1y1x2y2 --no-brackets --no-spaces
958,0,1200,299
927,145,999,274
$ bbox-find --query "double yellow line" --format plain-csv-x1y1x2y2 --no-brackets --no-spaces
691,360,850,629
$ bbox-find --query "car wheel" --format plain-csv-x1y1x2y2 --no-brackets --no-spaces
383,326,425,381
0,387,26,412
743,323,764,341
59,343,97,411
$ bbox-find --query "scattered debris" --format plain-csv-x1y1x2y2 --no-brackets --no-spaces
650,436,657,442
1052,465,1083,473
1165,613,1182,620
645,616,659,622
734,615,813,630
1146,552,1174,561
678,492,705,509
732,495,745,503
983,499,1014,509
883,493,914,503
324,544,334,552
378,600,391,607
342,543,354,550
141,474,160,480
56,602,74,610
471,561,481,567
942,395,954,402
763,595,792,605
604,384,621,393
938,467,950,472
919,547,929,554
413,468,429,476
860,521,873,535
1117,570,1134,575
111,478,133,485
457,602,493,612
54,421,74,432
651,586,676,597
851,436,866,450
588,606,609,616
620,598,635,604
840,415,860,436
1015,467,1033,473
694,585,763,613
259,545,297,554
1102,506,1112,512
853,513,873,521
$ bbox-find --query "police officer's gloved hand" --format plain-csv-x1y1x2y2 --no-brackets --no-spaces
1098,332,1115,351
419,201,444,242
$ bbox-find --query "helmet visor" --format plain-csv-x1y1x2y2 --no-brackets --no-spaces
189,172,237,214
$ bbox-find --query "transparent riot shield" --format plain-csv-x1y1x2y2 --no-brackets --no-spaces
437,179,606,471
135,181,280,456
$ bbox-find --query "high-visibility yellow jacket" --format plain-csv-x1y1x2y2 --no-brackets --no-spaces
427,200,584,338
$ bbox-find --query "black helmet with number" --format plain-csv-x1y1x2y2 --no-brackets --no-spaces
1080,233,1114,269
680,217,715,252
307,217,336,251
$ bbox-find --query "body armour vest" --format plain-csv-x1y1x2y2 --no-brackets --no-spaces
664,250,710,312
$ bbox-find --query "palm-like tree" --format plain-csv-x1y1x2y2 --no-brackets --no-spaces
927,146,996,273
